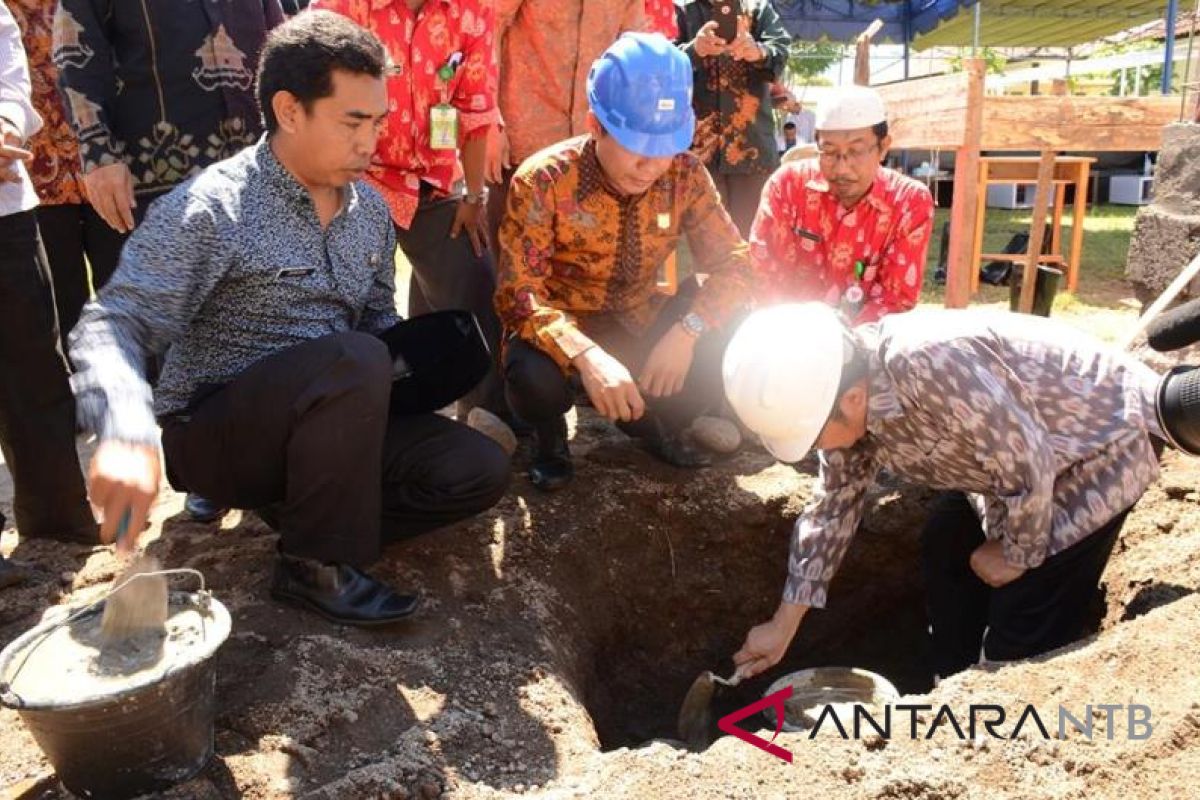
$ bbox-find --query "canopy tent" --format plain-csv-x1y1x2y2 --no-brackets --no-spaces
772,0,1183,91
770,0,964,45
910,1,1171,50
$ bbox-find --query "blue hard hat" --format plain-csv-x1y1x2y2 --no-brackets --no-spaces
586,32,696,158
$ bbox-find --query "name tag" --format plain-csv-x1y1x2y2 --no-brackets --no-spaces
430,104,458,150
276,267,316,279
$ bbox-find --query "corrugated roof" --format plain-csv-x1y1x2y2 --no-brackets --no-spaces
912,1,1171,51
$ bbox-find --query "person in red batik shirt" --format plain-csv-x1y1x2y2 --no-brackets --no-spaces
312,0,508,417
750,86,934,325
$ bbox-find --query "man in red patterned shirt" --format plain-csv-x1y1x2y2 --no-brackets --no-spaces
312,0,506,415
749,86,934,325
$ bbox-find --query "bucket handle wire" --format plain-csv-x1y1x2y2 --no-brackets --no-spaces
0,568,209,709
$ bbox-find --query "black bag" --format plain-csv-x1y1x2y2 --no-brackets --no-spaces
979,232,1029,286
375,311,492,416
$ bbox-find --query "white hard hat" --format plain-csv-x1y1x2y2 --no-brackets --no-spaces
814,85,887,132
722,304,847,463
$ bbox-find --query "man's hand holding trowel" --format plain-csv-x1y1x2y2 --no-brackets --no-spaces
733,601,807,678
88,441,161,553
90,440,168,645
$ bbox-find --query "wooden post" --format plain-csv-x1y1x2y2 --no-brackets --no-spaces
1018,150,1057,313
854,19,883,86
1051,183,1065,257
970,157,987,294
944,59,985,309
1067,160,1091,292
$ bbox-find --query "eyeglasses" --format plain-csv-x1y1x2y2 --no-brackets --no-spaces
817,144,879,165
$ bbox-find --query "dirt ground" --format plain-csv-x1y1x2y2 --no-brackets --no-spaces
3,303,1200,800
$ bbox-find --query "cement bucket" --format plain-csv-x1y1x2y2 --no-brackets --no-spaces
0,577,230,799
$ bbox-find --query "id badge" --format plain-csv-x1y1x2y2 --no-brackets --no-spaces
430,104,458,150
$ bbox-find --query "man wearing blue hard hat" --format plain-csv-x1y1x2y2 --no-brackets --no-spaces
496,32,753,491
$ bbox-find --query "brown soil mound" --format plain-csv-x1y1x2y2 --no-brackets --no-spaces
3,408,1199,800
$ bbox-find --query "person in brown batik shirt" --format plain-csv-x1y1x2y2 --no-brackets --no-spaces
496,33,752,492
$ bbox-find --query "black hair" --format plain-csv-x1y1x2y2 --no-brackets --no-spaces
783,121,797,130
828,329,872,423
257,10,388,135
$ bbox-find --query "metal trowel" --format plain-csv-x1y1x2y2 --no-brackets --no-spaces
677,668,744,751
100,510,168,647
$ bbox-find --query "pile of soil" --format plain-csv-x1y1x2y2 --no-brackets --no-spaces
2,398,1199,800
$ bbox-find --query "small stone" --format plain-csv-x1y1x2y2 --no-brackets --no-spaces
418,780,442,799
690,416,742,454
863,734,887,751
514,784,525,793
59,571,76,586
482,702,499,718
467,408,518,456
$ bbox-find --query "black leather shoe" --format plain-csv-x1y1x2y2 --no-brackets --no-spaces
270,554,421,626
647,429,712,469
529,417,573,491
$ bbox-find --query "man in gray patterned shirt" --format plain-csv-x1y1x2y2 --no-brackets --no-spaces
724,303,1167,679
68,12,510,626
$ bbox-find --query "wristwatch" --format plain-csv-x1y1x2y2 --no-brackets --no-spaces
680,311,707,339
462,186,490,206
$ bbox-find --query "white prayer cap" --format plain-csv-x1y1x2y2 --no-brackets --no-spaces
814,86,887,132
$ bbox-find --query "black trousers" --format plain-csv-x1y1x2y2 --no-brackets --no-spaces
485,165,516,264
396,190,506,417
35,203,126,352
503,278,732,437
159,332,510,567
921,491,1128,678
0,210,95,540
709,170,771,240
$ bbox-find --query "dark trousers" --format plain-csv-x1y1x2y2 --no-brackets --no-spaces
35,203,127,352
921,491,1128,678
396,190,506,417
485,166,516,263
709,170,771,239
503,278,731,437
159,332,510,567
0,210,95,540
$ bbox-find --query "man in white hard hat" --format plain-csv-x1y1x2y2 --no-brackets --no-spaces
723,304,1167,679
748,86,934,324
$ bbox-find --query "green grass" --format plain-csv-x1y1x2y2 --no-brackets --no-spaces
920,204,1140,307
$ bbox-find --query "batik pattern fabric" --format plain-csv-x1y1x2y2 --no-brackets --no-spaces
496,135,751,370
52,0,283,196
314,0,498,229
8,0,86,205
674,0,790,176
750,159,934,324
495,0,643,165
643,0,677,39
